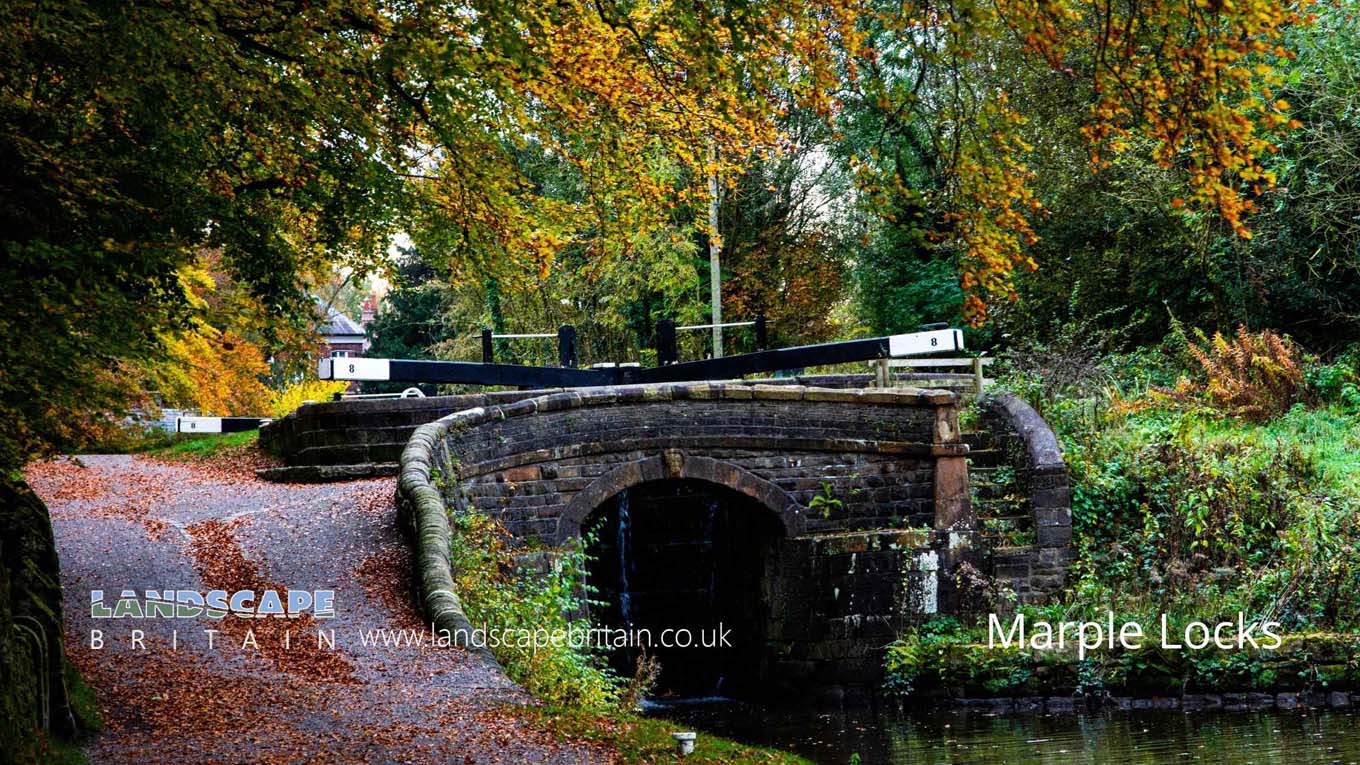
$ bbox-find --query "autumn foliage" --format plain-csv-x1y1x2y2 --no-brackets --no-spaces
1171,326,1308,421
0,0,1321,469
845,0,1312,323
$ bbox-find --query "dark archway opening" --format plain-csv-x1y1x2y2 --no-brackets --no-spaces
584,478,785,699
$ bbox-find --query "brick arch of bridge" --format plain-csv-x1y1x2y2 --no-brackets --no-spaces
555,453,803,543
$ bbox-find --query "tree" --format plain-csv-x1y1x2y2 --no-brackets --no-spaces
365,256,450,363
718,120,858,350
985,1,1360,352
835,0,1310,324
0,0,406,470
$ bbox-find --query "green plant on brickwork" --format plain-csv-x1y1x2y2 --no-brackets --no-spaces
959,404,982,432
808,481,844,519
428,466,447,492
991,465,1016,489
981,518,1032,548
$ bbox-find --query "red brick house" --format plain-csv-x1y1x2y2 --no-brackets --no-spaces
318,302,367,361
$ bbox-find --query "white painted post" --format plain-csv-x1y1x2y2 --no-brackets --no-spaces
707,141,723,359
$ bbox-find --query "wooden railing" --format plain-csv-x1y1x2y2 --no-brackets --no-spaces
871,357,994,393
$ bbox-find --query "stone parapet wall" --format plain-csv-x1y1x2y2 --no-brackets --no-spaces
978,392,1074,603
261,389,561,471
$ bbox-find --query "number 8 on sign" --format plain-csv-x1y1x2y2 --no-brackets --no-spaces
318,357,392,381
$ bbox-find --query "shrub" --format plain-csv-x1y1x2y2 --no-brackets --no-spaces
883,616,1034,697
1306,347,1360,413
1169,325,1307,421
1062,399,1360,630
448,510,622,711
269,380,350,418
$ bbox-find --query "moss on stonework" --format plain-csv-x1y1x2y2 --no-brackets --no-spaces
1,480,93,765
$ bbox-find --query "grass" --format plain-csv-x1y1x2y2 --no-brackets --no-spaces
1197,404,1360,496
522,706,812,764
21,661,103,765
144,430,259,460
65,661,102,736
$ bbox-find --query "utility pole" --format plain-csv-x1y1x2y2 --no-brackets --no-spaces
707,141,723,358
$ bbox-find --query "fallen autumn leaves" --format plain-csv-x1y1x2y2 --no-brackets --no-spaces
30,453,615,764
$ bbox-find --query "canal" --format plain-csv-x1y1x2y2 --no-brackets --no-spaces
652,701,1360,763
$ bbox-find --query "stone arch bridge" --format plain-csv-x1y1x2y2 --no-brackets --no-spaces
313,380,1076,700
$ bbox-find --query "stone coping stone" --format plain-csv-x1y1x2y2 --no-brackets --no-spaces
274,378,958,424
256,462,399,483
979,391,1065,471
398,419,502,671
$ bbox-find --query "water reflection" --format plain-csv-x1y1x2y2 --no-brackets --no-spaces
653,700,1360,764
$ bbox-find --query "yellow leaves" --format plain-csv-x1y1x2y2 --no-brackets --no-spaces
151,327,273,416
948,101,1043,325
401,0,873,285
398,0,1310,325
176,262,215,313
142,251,275,416
269,380,348,419
1059,0,1309,242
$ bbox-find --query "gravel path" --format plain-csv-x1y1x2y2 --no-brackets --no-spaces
28,454,611,765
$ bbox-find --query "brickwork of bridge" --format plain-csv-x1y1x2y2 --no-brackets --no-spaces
391,381,1073,701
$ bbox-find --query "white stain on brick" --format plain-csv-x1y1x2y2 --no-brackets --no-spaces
916,550,939,614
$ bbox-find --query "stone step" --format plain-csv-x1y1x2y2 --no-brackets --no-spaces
980,515,1032,531
984,528,1033,544
968,464,1016,479
965,448,1005,468
974,497,1027,514
961,431,994,449
968,476,1013,494
256,462,399,483
990,543,1039,557
970,481,1015,500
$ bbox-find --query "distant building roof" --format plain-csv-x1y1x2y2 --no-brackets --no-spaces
315,299,365,339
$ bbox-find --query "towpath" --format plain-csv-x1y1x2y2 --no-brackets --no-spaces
27,453,611,764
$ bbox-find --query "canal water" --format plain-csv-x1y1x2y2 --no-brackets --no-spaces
652,700,1360,763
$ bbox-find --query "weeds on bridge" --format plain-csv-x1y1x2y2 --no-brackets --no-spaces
447,509,623,711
